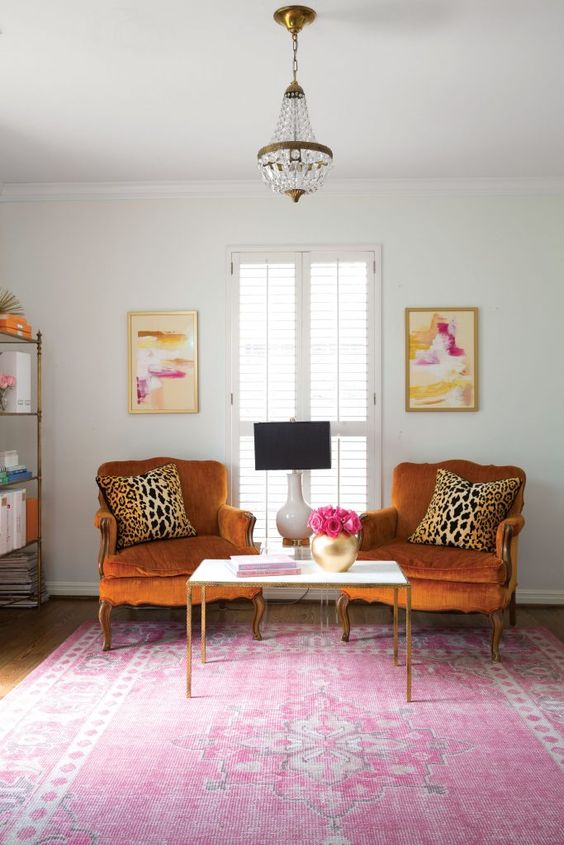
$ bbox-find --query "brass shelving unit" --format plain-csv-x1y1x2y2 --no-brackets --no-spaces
0,329,43,607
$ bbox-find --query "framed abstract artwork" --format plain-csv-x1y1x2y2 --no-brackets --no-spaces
405,307,478,412
128,311,198,414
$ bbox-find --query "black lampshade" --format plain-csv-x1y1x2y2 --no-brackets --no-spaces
254,421,332,471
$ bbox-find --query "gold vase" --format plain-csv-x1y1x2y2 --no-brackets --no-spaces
311,532,359,573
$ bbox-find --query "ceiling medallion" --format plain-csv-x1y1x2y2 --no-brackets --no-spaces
257,6,333,203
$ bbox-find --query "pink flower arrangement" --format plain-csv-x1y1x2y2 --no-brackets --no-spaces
307,505,361,538
0,374,15,390
0,373,15,411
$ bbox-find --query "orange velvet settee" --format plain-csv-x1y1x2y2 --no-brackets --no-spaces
338,460,526,661
95,457,263,650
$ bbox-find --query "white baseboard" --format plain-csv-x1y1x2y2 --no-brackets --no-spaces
45,581,564,606
46,581,99,597
516,588,564,605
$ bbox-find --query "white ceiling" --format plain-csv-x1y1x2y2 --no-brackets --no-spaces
0,0,563,184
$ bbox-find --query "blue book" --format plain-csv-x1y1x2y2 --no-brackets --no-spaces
2,470,33,484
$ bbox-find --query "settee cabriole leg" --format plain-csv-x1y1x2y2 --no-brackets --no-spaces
252,593,265,641
489,610,504,662
509,591,517,627
337,593,351,642
99,600,112,651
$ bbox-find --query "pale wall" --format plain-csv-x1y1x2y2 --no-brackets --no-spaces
0,193,562,599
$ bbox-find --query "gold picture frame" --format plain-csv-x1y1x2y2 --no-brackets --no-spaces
128,311,199,414
405,307,478,412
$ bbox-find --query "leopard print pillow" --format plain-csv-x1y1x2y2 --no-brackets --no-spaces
97,463,196,550
408,469,521,553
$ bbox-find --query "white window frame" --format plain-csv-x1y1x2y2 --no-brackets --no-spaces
225,244,383,516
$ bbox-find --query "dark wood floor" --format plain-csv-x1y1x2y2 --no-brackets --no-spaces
1,597,563,699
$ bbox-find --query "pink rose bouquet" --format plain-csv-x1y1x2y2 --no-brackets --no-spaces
307,505,361,539
0,373,16,411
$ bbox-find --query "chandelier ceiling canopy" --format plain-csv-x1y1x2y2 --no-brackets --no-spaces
257,6,333,203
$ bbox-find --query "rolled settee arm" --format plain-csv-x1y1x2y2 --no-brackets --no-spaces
218,504,257,549
95,507,118,575
359,507,398,551
496,515,525,558
496,514,525,588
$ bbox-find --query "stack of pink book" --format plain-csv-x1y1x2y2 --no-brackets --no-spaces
229,554,301,578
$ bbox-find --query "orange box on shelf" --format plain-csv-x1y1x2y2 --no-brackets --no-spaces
0,314,33,338
26,496,39,543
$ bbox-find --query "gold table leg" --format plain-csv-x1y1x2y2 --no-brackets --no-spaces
406,584,412,703
201,585,206,664
393,587,398,666
186,584,192,699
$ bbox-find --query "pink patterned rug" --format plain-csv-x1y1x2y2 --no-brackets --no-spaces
1,621,563,845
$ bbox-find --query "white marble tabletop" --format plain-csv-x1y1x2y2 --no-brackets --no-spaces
188,558,408,587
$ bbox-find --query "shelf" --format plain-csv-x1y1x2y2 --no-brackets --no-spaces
0,476,39,489
0,330,38,344
0,593,41,608
0,598,38,609
0,327,43,607
0,538,41,560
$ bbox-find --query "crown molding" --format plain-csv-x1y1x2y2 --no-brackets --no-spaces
2,177,564,203
0,180,265,202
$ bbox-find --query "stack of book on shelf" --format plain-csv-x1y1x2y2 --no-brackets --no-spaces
0,313,33,338
228,553,301,578
0,450,33,485
0,487,27,554
0,547,47,607
0,488,38,556
0,466,33,485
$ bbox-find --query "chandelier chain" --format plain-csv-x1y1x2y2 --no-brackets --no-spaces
257,6,333,202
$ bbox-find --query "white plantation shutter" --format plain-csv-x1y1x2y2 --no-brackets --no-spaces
235,255,299,543
238,258,297,422
230,249,380,544
309,436,369,518
309,259,369,422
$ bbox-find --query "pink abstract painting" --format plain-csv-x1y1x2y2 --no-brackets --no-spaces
406,308,478,411
128,311,198,413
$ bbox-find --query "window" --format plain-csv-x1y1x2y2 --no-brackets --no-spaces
229,248,381,544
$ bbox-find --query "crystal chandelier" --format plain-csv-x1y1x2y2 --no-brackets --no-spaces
257,6,333,203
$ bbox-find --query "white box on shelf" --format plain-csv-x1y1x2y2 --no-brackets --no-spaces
0,450,19,468
0,351,31,413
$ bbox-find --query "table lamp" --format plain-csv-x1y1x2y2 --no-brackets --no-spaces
254,420,331,542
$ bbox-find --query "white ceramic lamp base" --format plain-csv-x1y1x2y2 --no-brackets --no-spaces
276,470,312,541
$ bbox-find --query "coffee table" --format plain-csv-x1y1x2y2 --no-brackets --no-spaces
186,559,412,701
